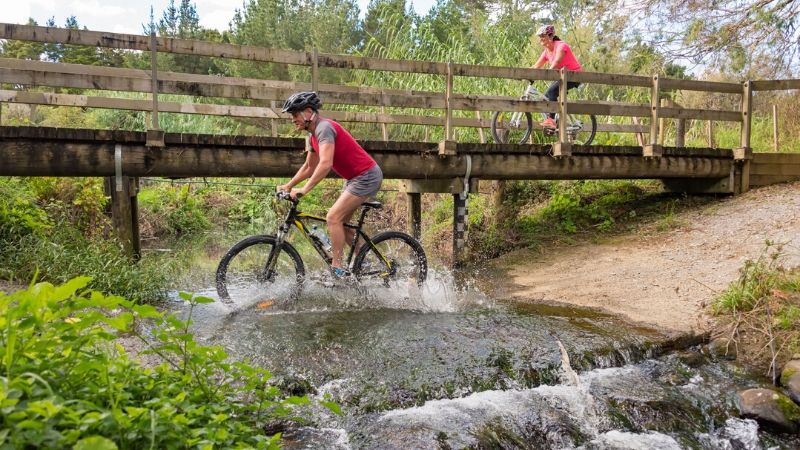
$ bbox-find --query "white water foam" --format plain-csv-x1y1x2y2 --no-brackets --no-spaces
183,266,493,323
578,430,683,449
696,418,765,450
372,363,754,449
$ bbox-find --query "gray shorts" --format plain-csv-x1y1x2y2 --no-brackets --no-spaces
345,165,383,198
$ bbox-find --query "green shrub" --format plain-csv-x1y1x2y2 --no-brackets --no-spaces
138,184,210,237
0,279,334,449
713,257,780,314
3,224,170,304
26,177,109,236
0,178,51,246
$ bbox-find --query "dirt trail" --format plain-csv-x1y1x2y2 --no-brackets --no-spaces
488,182,800,335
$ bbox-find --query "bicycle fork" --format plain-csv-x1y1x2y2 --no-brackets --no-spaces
261,223,289,283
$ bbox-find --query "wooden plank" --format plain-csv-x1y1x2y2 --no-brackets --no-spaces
570,71,652,87
0,138,734,179
750,79,800,91
317,53,447,75
597,123,649,133
752,153,800,164
0,23,308,65
660,78,742,94
660,106,741,122
750,163,800,176
450,64,559,81
0,65,450,109
750,174,800,186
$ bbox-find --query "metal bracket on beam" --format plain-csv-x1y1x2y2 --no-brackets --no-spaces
146,129,165,147
114,144,123,192
552,141,572,158
643,144,663,158
733,146,752,161
460,154,472,199
438,140,457,156
400,178,478,194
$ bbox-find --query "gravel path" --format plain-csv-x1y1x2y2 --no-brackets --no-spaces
489,182,800,335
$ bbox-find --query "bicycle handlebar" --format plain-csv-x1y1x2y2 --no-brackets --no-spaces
276,190,301,204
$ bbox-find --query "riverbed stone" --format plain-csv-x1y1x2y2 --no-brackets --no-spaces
736,388,800,433
779,360,800,404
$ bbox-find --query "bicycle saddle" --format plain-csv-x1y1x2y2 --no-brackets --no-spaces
362,201,382,209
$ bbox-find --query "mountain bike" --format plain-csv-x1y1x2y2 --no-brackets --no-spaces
491,81,597,145
215,191,428,304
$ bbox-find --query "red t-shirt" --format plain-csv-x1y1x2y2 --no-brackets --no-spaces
310,118,376,180
539,41,582,71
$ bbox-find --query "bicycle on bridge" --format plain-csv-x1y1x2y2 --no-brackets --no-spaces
491,81,597,146
215,191,428,304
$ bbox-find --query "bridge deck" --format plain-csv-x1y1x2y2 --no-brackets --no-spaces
0,126,735,181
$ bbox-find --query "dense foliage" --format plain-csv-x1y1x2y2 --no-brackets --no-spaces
0,278,332,448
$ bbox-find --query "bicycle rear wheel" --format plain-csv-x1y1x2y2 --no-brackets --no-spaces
216,235,305,304
491,111,533,144
567,114,597,145
353,231,427,287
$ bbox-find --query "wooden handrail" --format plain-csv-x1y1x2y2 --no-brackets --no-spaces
3,21,797,149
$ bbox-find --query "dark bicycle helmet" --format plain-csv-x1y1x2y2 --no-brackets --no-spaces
536,24,555,37
282,91,322,113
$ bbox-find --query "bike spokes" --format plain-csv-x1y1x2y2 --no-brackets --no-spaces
216,237,304,305
491,111,532,144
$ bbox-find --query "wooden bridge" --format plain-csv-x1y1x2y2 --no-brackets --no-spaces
1,23,799,261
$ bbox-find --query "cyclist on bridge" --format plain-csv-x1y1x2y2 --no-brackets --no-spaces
531,24,583,129
277,91,383,279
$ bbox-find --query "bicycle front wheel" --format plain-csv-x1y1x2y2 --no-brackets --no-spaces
353,231,427,287
216,235,305,304
491,111,533,144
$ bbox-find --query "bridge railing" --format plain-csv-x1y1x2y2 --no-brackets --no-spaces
1,22,798,154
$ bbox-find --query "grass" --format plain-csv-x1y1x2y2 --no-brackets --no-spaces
711,242,800,380
458,179,717,263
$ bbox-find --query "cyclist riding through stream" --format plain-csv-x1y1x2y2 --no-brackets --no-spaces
531,24,583,129
277,91,384,279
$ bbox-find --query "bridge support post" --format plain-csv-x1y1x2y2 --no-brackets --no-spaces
735,80,753,194
733,147,753,194
400,178,478,268
104,176,141,260
553,69,572,157
452,192,467,269
406,192,421,240
644,74,663,158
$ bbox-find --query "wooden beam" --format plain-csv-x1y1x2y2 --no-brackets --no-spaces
750,79,800,91
660,78,742,94
750,174,800,186
0,127,734,179
0,23,308,65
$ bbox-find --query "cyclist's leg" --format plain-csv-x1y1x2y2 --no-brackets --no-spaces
543,80,560,120
327,192,363,271
329,165,383,270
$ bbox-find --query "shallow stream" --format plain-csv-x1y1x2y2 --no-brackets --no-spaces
165,268,800,449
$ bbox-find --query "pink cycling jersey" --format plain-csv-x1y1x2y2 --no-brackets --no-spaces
310,118,377,180
539,41,582,71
